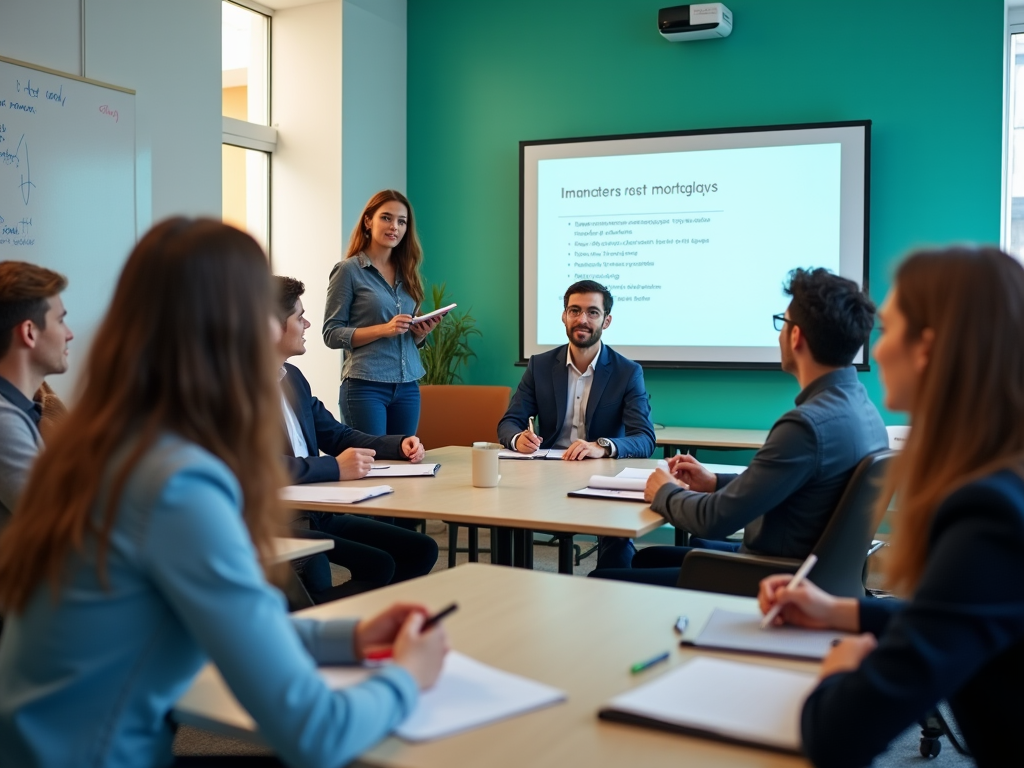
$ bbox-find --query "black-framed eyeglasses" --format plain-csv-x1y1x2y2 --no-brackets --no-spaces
566,307,604,320
772,313,796,332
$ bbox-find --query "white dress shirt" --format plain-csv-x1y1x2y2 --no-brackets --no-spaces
279,368,309,458
553,342,600,448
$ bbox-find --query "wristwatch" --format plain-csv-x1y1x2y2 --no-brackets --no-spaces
597,437,614,457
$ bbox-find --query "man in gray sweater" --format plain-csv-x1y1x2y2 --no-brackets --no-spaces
590,268,887,587
0,261,73,531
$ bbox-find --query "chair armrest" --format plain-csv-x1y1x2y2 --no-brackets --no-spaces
676,550,802,597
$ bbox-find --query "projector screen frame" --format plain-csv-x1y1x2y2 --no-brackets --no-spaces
518,119,871,371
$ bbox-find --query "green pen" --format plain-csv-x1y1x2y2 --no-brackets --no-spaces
630,651,670,674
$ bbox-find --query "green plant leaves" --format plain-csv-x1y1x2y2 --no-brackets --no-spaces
419,282,482,385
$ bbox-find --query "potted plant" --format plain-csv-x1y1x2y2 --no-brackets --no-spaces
419,283,482,385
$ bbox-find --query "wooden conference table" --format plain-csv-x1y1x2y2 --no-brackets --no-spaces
655,426,770,458
175,564,813,768
269,537,334,565
286,446,666,574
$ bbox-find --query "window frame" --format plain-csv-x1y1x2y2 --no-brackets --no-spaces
222,0,275,252
1002,7,1024,255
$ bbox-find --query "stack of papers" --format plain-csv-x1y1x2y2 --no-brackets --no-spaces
615,463,746,480
685,609,854,660
367,463,441,478
599,656,817,753
280,484,394,505
499,449,565,460
321,651,566,741
568,473,649,501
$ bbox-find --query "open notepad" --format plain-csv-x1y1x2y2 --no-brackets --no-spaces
566,466,663,501
367,463,440,478
280,484,394,505
684,609,854,660
322,651,565,741
599,657,816,754
498,449,565,460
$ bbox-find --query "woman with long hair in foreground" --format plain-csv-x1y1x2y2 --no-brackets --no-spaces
759,246,1024,768
0,218,447,768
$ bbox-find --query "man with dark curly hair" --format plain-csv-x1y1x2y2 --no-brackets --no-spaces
591,268,887,587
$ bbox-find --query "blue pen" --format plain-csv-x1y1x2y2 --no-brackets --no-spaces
630,651,670,674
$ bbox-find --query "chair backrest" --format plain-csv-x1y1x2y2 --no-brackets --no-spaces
886,425,910,451
808,450,896,598
417,385,512,449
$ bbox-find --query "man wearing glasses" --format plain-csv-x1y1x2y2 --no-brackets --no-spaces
590,267,887,587
498,280,656,568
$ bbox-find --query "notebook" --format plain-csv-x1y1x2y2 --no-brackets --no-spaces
599,656,817,754
568,473,649,501
280,484,394,505
322,651,566,741
366,463,441,478
684,608,854,660
499,449,565,460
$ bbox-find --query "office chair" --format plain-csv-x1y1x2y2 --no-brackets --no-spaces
417,384,511,567
675,450,896,597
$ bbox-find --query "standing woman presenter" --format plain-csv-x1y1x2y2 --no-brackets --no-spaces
323,190,441,437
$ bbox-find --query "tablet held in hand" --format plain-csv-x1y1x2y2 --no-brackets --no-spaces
411,303,457,325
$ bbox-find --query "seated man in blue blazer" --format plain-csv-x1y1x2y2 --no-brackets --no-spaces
590,268,888,587
498,280,656,569
275,277,437,601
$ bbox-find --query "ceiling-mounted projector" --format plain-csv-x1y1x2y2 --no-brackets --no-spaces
659,3,733,41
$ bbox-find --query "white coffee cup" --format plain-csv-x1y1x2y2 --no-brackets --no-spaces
471,441,503,487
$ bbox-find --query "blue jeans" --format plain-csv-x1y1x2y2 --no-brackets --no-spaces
588,538,742,587
340,378,420,436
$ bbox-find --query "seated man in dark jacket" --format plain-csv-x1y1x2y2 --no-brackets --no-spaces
275,277,437,600
497,280,656,569
590,268,888,587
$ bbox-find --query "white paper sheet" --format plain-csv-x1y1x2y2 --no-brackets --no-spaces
690,608,854,660
498,449,565,460
321,651,565,742
604,656,817,752
615,463,745,479
568,487,647,502
280,484,394,505
588,475,647,492
367,463,440,478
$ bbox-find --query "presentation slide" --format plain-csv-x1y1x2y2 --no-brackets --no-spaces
520,123,869,368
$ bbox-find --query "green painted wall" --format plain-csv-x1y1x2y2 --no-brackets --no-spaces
407,0,1004,435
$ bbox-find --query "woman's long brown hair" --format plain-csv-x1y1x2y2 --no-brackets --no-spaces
882,247,1024,593
0,218,288,613
345,189,425,306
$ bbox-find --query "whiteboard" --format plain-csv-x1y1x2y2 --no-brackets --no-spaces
0,56,136,398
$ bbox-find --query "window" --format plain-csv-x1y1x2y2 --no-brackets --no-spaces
222,1,275,252
1005,9,1024,258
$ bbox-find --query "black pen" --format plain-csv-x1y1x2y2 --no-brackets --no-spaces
364,603,458,661
422,602,458,631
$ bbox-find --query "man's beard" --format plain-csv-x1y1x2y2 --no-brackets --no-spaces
567,324,602,349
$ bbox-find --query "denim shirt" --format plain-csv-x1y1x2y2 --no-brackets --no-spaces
322,253,426,383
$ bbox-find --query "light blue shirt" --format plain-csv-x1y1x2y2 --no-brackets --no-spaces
0,434,418,768
322,253,426,383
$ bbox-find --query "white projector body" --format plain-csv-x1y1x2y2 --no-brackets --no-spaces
659,3,733,41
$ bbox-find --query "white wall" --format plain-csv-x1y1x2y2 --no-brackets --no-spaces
0,0,221,398
342,0,407,234
271,0,343,416
0,0,81,76
84,0,222,230
272,0,407,419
